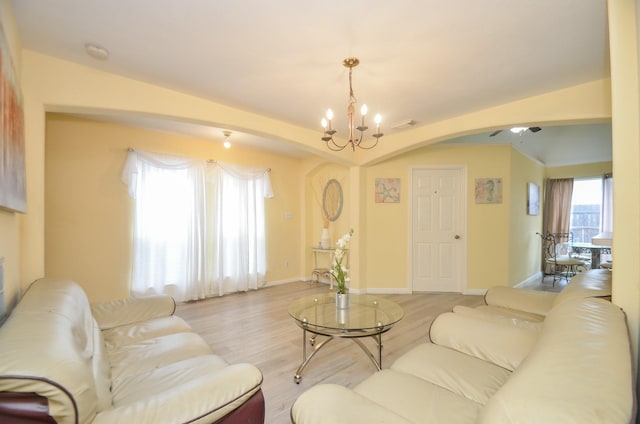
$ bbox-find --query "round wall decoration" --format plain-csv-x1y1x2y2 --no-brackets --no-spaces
322,179,343,222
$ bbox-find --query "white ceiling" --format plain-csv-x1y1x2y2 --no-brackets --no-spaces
11,0,612,165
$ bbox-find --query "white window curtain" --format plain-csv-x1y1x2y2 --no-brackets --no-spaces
601,173,613,233
122,150,273,301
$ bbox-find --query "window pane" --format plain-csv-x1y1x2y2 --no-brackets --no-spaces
569,178,601,243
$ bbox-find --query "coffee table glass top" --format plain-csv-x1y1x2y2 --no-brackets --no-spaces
288,293,404,334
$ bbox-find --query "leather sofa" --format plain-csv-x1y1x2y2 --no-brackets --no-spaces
0,278,264,423
291,269,635,423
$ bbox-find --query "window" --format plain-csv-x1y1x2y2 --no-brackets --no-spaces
122,150,273,301
569,178,602,243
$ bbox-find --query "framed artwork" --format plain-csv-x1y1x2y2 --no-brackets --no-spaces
474,178,502,204
0,23,26,213
375,178,400,203
527,182,540,215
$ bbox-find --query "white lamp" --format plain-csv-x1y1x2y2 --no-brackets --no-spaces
591,232,613,246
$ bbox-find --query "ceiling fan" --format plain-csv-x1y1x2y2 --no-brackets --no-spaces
489,126,542,137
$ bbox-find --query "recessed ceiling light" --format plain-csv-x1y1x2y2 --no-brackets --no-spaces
223,130,232,149
85,43,109,60
510,127,528,135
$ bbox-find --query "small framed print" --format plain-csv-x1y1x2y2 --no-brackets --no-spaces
375,178,400,203
474,178,502,204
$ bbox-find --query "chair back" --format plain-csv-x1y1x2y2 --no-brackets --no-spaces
538,232,574,261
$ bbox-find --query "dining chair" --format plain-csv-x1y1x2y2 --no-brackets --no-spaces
539,232,587,286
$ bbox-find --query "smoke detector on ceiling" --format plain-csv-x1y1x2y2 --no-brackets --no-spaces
85,43,109,60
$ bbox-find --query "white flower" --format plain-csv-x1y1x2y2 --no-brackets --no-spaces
332,229,354,294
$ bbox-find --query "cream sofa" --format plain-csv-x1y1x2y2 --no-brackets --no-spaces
0,278,264,423
291,270,635,423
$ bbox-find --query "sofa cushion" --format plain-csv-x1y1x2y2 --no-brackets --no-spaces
292,384,414,424
101,315,194,350
91,295,176,330
484,286,556,317
99,359,262,424
354,370,482,423
107,331,214,381
390,343,512,405
478,297,634,423
429,311,539,371
453,304,545,326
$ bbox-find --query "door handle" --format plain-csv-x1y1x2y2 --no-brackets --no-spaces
454,235,461,239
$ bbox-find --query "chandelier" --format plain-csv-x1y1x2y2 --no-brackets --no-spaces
321,57,383,151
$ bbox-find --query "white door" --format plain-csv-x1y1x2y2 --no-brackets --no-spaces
411,167,466,292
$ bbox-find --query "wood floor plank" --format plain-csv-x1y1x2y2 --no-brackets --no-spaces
175,281,485,424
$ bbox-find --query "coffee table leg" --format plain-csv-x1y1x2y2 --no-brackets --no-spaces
352,336,383,371
294,330,335,383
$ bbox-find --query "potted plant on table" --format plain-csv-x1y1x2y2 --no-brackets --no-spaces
331,228,354,308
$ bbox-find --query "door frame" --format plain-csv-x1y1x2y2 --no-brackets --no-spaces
408,165,468,293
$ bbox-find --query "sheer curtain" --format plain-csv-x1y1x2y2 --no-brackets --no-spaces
601,173,613,233
207,162,273,296
122,150,272,301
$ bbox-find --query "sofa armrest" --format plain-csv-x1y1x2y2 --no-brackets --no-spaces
291,384,413,424
484,286,556,317
91,295,176,329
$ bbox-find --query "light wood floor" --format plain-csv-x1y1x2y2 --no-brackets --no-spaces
175,282,485,424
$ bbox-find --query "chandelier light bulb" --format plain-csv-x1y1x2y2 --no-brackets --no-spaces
375,114,382,125
361,104,368,116
321,118,327,129
326,109,334,120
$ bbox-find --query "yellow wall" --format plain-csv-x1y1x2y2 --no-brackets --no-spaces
304,162,351,273
363,143,518,291
508,149,545,286
545,161,612,179
45,114,303,302
608,0,640,377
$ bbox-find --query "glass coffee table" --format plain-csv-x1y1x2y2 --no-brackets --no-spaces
288,293,404,383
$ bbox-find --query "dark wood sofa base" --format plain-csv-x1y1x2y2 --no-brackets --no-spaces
0,389,265,424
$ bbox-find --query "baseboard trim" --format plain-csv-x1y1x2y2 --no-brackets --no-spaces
463,288,487,296
359,287,412,295
265,277,308,287
514,272,543,289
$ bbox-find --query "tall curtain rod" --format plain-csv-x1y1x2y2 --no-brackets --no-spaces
127,148,271,172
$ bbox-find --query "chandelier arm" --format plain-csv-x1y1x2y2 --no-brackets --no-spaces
354,138,379,150
325,135,351,151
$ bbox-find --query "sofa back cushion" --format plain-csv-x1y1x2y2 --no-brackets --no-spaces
429,311,540,371
553,268,612,307
0,278,111,423
478,297,634,423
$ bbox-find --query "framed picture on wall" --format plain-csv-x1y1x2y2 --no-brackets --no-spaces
474,178,502,204
0,23,27,213
375,178,400,203
527,182,540,215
